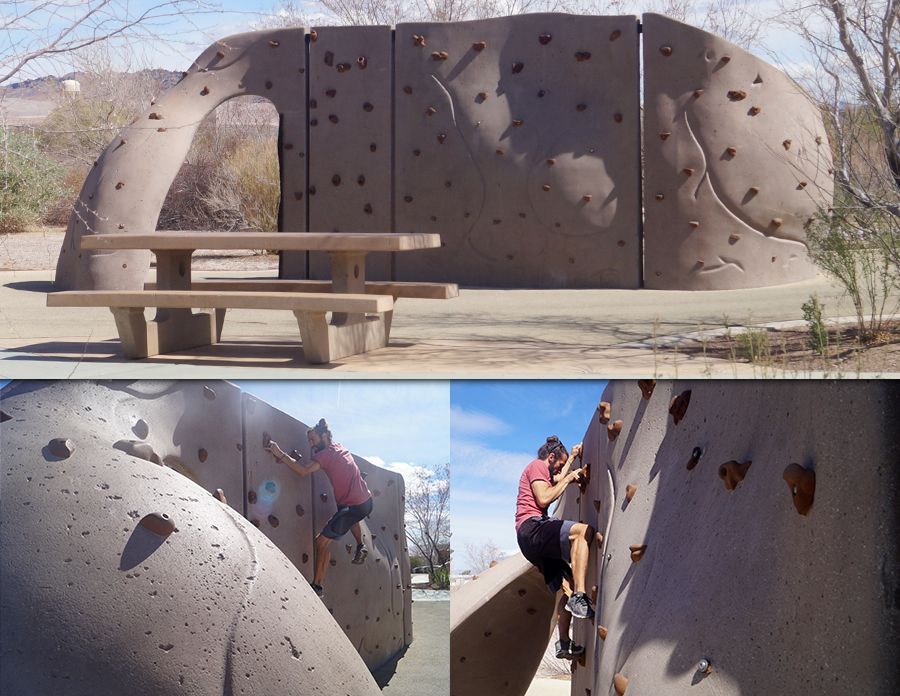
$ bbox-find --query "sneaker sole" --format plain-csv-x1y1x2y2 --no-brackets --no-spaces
351,550,368,565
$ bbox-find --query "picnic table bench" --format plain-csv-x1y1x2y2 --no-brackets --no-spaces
47,232,457,363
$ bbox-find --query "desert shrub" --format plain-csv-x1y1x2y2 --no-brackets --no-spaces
801,294,829,356
39,97,132,167
0,131,71,233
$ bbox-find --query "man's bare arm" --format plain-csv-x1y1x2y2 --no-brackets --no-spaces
265,440,321,477
533,466,583,508
552,443,583,484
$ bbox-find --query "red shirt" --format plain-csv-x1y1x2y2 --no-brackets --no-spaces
515,459,551,531
313,443,371,507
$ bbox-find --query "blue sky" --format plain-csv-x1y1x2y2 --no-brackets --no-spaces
450,379,607,573
233,380,449,484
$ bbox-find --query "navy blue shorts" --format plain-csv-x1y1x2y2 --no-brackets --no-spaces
321,497,374,540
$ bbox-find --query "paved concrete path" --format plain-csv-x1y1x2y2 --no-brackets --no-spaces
373,597,449,695
0,268,867,378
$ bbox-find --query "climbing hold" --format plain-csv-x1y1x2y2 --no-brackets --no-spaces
598,626,608,640
799,181,808,188
412,150,420,156
473,42,486,51
669,390,692,425
750,106,761,115
719,460,752,490
403,86,412,95
332,174,341,186
444,181,451,188
320,493,328,502
625,484,637,502
721,55,731,63
728,90,747,100
629,545,646,562
683,168,694,176
357,56,367,69
309,185,316,194
413,35,425,47
660,46,672,56
727,147,737,156
614,673,628,695
693,89,704,98
364,204,373,214
783,463,816,515
337,62,351,72
250,519,260,527
330,559,337,567
689,221,700,228
698,658,712,674
608,420,622,441
157,128,166,132
539,34,552,45
140,512,175,537
426,107,436,116
404,196,413,202
213,489,227,503
636,380,655,400
48,438,75,459
593,499,601,513
309,30,317,42
200,86,210,96
432,52,449,61
198,448,208,463
513,119,523,127
269,40,279,48
478,92,488,100
610,30,621,41
537,90,545,97
597,401,611,425
324,51,334,66
265,81,273,89
575,52,592,62
656,194,664,201
329,114,338,124
363,102,373,112
771,218,783,227
248,490,257,504
496,149,504,155
542,185,551,192
284,143,294,150
309,99,317,108
437,134,446,143
216,51,225,58
369,143,376,152
576,104,587,112
783,139,792,150
583,195,592,202
730,233,741,242
660,132,671,140
493,219,501,225
148,112,162,120
512,62,524,74
816,135,823,144
134,419,149,439
302,553,309,563
526,608,537,615
268,515,279,528
547,158,556,165
749,186,760,195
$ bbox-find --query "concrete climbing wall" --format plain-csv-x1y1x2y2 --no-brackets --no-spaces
306,25,394,282
239,390,412,671
642,13,831,290
393,14,641,288
0,380,381,696
54,28,308,291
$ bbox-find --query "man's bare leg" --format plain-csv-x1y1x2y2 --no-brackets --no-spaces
557,579,573,642
350,522,363,546
568,522,594,593
350,522,368,564
313,534,332,585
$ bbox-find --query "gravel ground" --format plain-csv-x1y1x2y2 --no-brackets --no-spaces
0,228,280,272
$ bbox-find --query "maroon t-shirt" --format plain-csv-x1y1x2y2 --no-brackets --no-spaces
515,459,551,531
312,443,371,507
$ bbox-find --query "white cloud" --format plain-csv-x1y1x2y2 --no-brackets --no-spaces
451,439,532,485
450,405,512,437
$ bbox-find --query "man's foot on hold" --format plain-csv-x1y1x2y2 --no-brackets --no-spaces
351,543,368,565
555,640,586,661
565,591,595,620
310,582,324,597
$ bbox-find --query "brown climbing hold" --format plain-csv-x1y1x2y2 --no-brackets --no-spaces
445,181,452,188
625,484,637,502
296,505,305,517
332,174,341,186
537,90,545,97
542,185,551,192
413,35,425,47
250,519,260,528
213,489,227,504
693,90,704,99
610,30,621,41
394,534,399,540
513,119,523,127
357,56,367,69
669,390,692,425
749,186,760,195
539,34,552,45
721,55,731,63
426,107,436,116
48,438,75,459
148,112,162,120
116,181,125,189
140,512,175,537
512,62,524,74
472,41,487,52
660,132,671,140
157,128,166,132
324,51,334,66
728,90,747,101
799,181,808,188
309,185,316,194
816,135,823,144
771,218,783,227
117,223,125,229
309,30,317,42
363,102,373,112
656,194,664,201
269,40,279,48
369,143,376,152
216,51,225,58
337,63,351,72
302,553,309,563
248,490,257,504
356,175,365,186
598,626,608,640
328,114,338,124
682,168,695,177
783,463,816,515
404,196,413,202
493,219,501,225
783,139,792,150
265,81,273,89
614,674,628,695
403,86,412,95
607,420,623,441
330,559,337,567
660,46,672,56
478,92,488,100
437,134,446,143
617,240,625,247
268,515,279,528
198,448,208,463
576,104,587,112
495,149,504,155
750,106,761,115
309,99,317,108
200,86,210,96
284,143,293,150
597,401,611,425
583,195,592,202
431,52,444,61
546,158,556,165
638,379,656,400
727,147,737,156
629,544,646,562
527,608,537,615
719,460,752,490
518,589,527,596
593,500,601,513
575,52,592,62
412,150,420,157
689,221,700,228
730,233,741,242
320,493,328,502
687,446,702,470
364,203,373,214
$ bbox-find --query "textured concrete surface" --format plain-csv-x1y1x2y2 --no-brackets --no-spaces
0,380,414,692
449,381,899,696
642,14,830,290
393,14,641,289
0,380,381,695
375,598,450,696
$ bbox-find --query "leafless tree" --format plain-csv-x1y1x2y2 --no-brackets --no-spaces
463,538,507,575
405,463,450,586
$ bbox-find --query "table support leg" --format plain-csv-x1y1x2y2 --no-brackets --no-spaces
329,251,368,326
109,307,217,359
294,311,387,364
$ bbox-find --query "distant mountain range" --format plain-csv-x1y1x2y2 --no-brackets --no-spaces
1,69,183,100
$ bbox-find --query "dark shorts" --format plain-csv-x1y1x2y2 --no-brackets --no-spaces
321,497,374,540
516,516,576,594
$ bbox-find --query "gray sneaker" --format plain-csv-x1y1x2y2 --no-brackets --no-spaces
351,543,368,565
565,591,595,620
310,582,324,597
555,640,585,660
